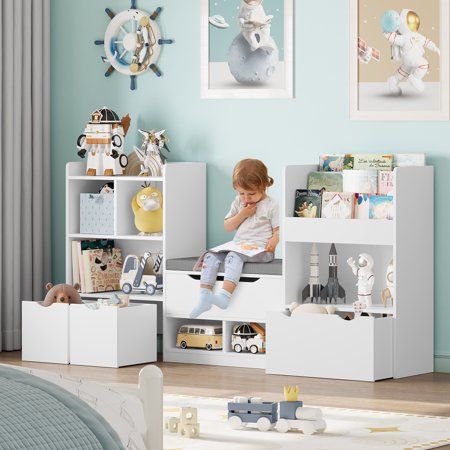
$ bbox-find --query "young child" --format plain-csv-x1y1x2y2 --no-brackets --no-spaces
190,159,279,318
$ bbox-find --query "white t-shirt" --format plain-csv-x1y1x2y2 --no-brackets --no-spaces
225,195,279,245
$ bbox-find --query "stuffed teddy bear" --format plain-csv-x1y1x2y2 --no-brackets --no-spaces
131,184,163,235
39,283,83,307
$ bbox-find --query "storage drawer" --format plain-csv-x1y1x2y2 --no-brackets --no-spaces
266,312,393,381
165,271,284,322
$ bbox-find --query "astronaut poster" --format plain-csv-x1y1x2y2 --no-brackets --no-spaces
350,0,449,120
201,0,293,99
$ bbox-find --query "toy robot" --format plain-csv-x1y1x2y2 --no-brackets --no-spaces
133,129,170,177
237,0,275,52
347,253,375,307
381,9,440,95
77,107,130,176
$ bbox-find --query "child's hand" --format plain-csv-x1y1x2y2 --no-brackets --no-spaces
239,203,257,219
265,235,279,253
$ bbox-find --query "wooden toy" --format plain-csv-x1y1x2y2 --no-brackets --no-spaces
120,252,163,296
320,243,346,304
228,387,326,435
131,184,163,235
94,2,174,90
77,107,130,176
133,129,170,176
165,407,200,439
381,259,394,307
347,253,375,307
176,324,222,351
231,323,265,354
301,243,323,303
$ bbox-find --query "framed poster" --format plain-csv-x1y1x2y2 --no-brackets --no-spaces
201,0,294,99
350,0,449,120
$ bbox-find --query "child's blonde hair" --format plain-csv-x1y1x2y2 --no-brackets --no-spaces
232,159,274,191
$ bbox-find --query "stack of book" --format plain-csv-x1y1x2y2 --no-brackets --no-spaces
293,153,425,220
72,239,123,293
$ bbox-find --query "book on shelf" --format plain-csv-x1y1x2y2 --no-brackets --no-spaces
343,154,394,171
394,153,426,167
369,195,394,220
294,190,322,218
343,170,378,194
354,193,372,219
319,155,345,172
72,239,115,293
307,172,343,192
82,247,123,293
378,171,394,196
321,192,354,219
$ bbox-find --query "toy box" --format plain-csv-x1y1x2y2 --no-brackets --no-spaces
80,193,114,235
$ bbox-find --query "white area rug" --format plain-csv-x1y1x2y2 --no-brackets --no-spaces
164,394,450,450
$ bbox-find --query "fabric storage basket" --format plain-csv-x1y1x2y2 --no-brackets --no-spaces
80,193,114,235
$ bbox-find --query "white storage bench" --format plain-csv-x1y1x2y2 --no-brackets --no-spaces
22,302,70,364
69,303,157,368
165,257,284,322
266,312,393,381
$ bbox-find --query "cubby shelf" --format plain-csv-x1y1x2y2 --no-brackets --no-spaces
284,217,393,246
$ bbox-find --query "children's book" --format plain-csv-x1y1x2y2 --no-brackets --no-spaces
369,195,394,220
307,172,343,193
294,190,322,218
378,171,394,195
344,154,394,171
394,153,426,167
209,240,266,258
82,246,121,293
343,170,378,194
321,192,354,219
354,193,372,219
319,155,345,172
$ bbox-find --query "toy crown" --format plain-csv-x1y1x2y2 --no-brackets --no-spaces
283,385,299,402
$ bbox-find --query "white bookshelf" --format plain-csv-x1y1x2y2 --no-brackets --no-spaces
65,161,206,334
266,164,434,381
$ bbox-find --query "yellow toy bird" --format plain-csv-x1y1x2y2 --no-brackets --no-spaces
131,184,163,235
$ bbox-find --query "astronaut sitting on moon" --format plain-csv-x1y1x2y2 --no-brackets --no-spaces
381,8,440,95
238,0,276,53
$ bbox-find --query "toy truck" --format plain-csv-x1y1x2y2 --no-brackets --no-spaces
232,323,266,354
227,386,326,435
120,252,163,295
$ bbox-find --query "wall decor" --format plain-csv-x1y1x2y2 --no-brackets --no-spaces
94,1,174,90
350,0,449,120
201,0,293,99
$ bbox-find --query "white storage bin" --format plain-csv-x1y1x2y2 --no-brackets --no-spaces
80,193,114,235
22,302,70,364
165,271,284,322
266,312,393,381
69,304,157,368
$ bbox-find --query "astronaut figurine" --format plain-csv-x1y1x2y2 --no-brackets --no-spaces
77,107,131,176
237,0,276,52
383,9,440,95
347,254,375,307
381,259,394,308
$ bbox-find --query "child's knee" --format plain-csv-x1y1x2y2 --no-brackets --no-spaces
203,252,221,269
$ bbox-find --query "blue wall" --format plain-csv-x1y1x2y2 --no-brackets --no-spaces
51,0,450,371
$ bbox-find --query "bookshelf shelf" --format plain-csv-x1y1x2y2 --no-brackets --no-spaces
66,161,207,337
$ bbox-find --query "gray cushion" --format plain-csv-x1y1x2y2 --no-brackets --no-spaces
166,257,282,276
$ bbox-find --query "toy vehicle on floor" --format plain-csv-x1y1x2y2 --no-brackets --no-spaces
232,323,266,354
120,252,163,296
227,387,326,435
177,324,223,351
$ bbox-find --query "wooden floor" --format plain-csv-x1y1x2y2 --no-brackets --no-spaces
1,351,449,416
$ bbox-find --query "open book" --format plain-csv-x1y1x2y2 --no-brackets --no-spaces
210,240,266,258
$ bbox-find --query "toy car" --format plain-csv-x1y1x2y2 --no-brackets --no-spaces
232,323,265,354
120,252,163,295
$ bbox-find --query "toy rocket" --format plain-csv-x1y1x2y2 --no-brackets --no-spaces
301,243,324,303
320,243,346,304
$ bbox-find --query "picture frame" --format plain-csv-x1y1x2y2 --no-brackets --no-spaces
201,0,294,99
349,0,450,120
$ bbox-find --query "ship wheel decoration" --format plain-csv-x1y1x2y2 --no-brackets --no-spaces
94,0,173,90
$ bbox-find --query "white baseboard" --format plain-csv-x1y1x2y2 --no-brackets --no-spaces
434,353,450,373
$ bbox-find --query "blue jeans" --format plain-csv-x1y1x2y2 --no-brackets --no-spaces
200,251,274,286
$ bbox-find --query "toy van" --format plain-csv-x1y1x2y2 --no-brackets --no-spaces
176,324,223,351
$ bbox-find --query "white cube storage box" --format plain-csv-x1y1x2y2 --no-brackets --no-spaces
70,304,157,368
22,302,70,364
